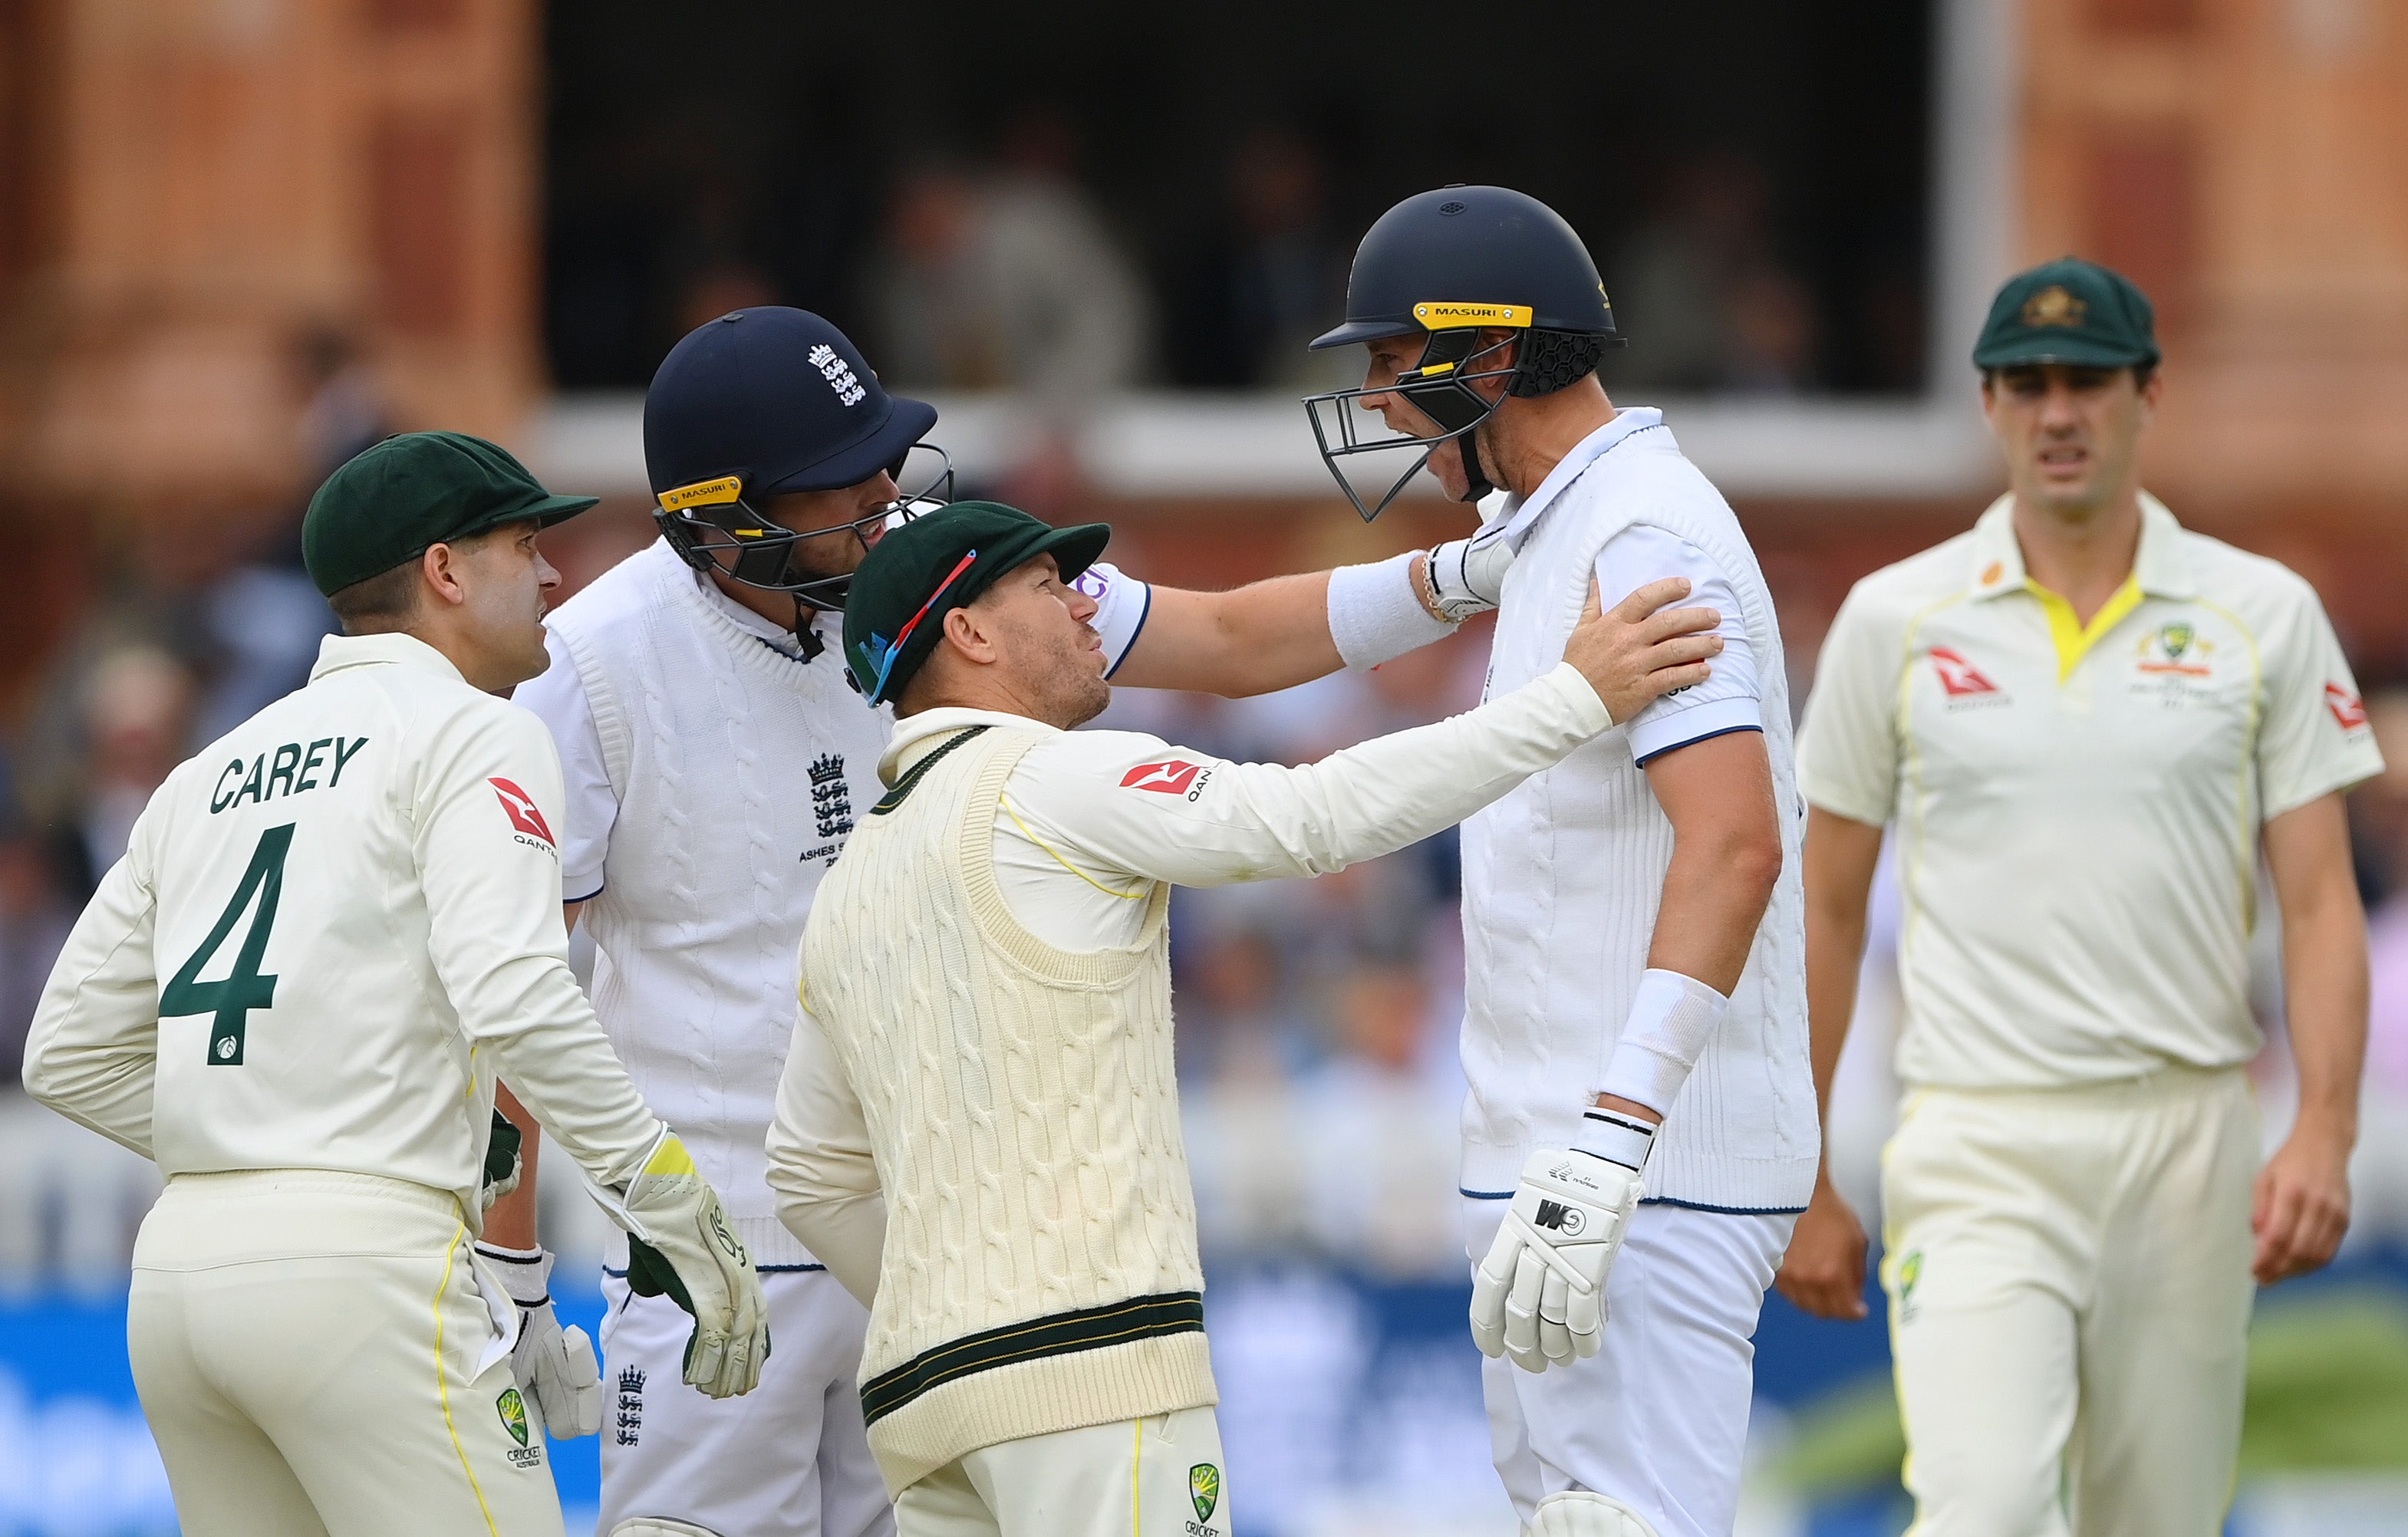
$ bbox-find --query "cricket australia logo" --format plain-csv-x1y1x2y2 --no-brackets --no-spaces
1189,1463,1221,1531
496,1386,542,1468
809,752,855,843
615,1366,646,1447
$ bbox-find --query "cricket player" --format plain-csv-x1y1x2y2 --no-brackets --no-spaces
500,305,1629,1537
1777,258,2378,1535
1303,186,1817,1537
20,432,769,1537
764,499,1724,1536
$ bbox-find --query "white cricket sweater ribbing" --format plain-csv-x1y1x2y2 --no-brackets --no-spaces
542,541,893,1269
799,726,1212,1493
1463,424,1818,1212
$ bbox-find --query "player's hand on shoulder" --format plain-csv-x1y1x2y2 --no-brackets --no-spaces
1560,578,1722,726
618,1131,772,1399
474,1242,604,1438
1469,1111,1652,1373
1772,1174,1870,1321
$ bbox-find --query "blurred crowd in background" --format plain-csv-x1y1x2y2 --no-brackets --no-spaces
545,100,1922,407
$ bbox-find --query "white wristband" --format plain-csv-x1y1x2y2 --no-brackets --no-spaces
1574,1108,1656,1172
1327,550,1455,670
1597,969,1731,1115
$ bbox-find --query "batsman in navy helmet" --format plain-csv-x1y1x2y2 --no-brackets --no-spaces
1304,185,1624,521
1309,188,1815,1537
644,307,954,658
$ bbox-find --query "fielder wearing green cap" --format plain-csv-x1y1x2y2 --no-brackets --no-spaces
24,428,776,1534
768,499,1731,1526
1787,256,2380,1536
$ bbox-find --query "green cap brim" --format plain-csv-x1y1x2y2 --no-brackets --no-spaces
1973,333,2159,370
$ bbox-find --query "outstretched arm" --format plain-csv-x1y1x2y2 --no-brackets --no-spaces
1105,531,1513,698
1108,571,1352,696
1012,580,1721,891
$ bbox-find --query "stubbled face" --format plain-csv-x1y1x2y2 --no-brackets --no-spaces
1355,331,1514,501
446,519,559,689
971,555,1109,729
747,469,902,583
1981,363,2159,519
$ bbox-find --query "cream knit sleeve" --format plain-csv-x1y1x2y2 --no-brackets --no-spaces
1008,662,1613,889
766,998,887,1308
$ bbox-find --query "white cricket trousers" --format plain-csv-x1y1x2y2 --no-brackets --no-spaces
128,1168,565,1537
599,1265,892,1537
1881,1066,2258,1537
1462,1198,1796,1537
890,1407,1230,1537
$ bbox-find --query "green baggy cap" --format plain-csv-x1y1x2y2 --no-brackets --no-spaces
843,501,1111,706
1972,257,2161,372
303,430,599,597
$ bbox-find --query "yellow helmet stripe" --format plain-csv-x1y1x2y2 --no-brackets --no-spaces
1412,301,1533,329
658,476,745,513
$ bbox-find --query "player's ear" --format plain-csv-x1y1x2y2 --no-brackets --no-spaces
940,604,997,666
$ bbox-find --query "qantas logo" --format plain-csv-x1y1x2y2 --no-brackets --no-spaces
489,778,556,845
1929,647,2000,697
1121,760,1204,796
2327,683,2370,732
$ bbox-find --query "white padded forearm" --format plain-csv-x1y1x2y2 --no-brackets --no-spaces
1327,550,1454,670
1597,969,1731,1115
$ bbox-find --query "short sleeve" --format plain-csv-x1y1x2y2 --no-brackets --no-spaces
1797,582,1906,827
1071,561,1151,678
1593,525,1761,765
509,630,618,902
2256,581,2385,819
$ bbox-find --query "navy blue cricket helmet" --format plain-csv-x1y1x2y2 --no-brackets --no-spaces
1303,186,1622,519
643,308,947,617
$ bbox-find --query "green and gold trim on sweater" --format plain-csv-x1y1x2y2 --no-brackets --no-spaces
861,1290,1204,1425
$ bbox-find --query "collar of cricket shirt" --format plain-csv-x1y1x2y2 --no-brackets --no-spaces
877,706,1059,787
1489,406,1671,555
308,630,469,686
1965,490,2197,604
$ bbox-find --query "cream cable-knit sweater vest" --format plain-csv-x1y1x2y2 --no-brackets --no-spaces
800,723,1213,1492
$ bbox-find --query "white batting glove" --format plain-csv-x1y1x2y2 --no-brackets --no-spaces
474,1243,604,1438
619,1131,771,1400
1425,523,1516,622
1469,1111,1652,1372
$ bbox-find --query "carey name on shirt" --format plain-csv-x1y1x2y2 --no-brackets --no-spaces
209,737,371,814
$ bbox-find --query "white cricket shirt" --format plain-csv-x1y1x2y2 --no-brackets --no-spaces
1462,410,1817,1214
23,634,667,1226
1799,494,2384,1089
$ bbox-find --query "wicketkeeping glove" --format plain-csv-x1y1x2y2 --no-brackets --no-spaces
474,1242,604,1438
1469,1111,1652,1373
1425,523,1515,622
619,1131,770,1399
481,1110,522,1211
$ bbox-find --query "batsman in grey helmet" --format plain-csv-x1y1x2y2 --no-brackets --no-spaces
1309,187,1817,1537
490,300,1724,1537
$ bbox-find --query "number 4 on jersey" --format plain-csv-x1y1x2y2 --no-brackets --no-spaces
161,823,295,1066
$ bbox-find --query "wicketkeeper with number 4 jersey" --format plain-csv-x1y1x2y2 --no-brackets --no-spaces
23,433,769,1537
